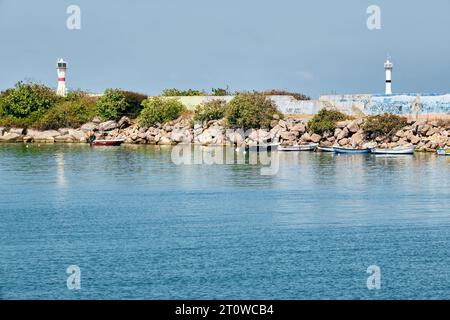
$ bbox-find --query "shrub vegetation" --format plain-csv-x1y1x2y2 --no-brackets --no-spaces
138,97,186,127
36,92,97,130
362,113,408,138
307,109,350,135
225,93,282,129
194,99,226,124
261,90,310,101
96,89,147,120
0,81,61,127
162,88,206,97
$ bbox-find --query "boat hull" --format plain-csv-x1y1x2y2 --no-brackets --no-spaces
91,139,124,146
317,147,335,153
245,143,280,152
333,147,372,154
279,144,318,152
437,149,450,156
371,147,415,155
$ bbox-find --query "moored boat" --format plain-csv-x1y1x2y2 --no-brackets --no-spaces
245,143,280,152
317,146,335,153
279,143,318,152
437,148,450,156
333,147,372,154
90,139,125,146
371,146,415,155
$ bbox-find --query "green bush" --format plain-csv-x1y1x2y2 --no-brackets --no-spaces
0,81,60,120
225,93,282,129
162,88,206,97
211,88,230,96
362,113,408,138
261,90,310,101
36,93,97,130
194,99,226,124
308,109,350,135
138,97,186,127
96,89,147,120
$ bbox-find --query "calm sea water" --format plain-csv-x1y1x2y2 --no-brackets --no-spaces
0,144,449,300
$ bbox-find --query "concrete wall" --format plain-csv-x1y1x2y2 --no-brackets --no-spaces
320,93,450,118
156,93,450,118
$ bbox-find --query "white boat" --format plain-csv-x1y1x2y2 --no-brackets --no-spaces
317,146,335,153
245,143,280,152
371,146,415,155
279,143,318,152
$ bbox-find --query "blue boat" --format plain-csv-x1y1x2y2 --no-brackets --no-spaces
437,148,450,156
333,147,372,154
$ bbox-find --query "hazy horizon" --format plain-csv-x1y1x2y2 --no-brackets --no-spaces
1,0,449,98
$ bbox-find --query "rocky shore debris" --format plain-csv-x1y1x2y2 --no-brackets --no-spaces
1,115,449,152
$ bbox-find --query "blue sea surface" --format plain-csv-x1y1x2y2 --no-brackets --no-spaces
0,144,449,299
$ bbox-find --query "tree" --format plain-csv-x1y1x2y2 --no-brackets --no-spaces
307,109,349,135
194,99,226,124
225,93,282,129
0,81,60,118
138,97,186,127
96,89,147,120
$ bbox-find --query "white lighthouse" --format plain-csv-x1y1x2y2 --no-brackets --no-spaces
384,58,393,95
56,58,67,97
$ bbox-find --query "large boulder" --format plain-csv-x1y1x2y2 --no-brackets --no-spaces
350,132,365,147
300,132,312,142
336,127,349,140
54,135,77,143
171,129,192,143
68,129,87,142
41,130,60,137
291,122,306,134
195,126,224,145
336,120,350,129
226,130,245,146
99,120,118,132
409,136,420,145
0,133,22,142
310,133,322,143
81,122,99,133
91,116,102,124
419,124,430,135
118,116,131,129
158,136,173,145
347,120,360,134
32,131,59,143
58,128,70,135
9,128,26,135
338,138,349,146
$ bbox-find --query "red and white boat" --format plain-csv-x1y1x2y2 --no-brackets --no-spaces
90,139,125,146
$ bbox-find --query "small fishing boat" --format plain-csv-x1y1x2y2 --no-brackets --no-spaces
317,146,335,153
371,146,415,155
90,139,125,146
245,143,280,152
437,148,450,156
279,144,318,152
333,147,372,154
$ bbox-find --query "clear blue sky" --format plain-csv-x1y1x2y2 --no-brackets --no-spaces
1,0,449,98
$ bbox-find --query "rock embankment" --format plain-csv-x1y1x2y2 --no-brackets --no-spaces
1,115,449,152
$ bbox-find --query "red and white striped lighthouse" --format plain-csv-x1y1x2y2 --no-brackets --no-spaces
56,58,67,97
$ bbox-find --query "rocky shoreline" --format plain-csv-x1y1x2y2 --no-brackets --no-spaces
1,115,449,152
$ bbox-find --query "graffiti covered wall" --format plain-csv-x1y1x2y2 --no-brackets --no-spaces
320,94,450,117
157,94,450,117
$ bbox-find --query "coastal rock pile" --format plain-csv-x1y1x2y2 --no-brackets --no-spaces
1,115,449,152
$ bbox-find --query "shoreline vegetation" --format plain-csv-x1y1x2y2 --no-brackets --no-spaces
0,82,449,151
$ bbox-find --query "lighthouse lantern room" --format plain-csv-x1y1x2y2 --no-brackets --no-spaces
384,58,393,95
56,58,67,97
